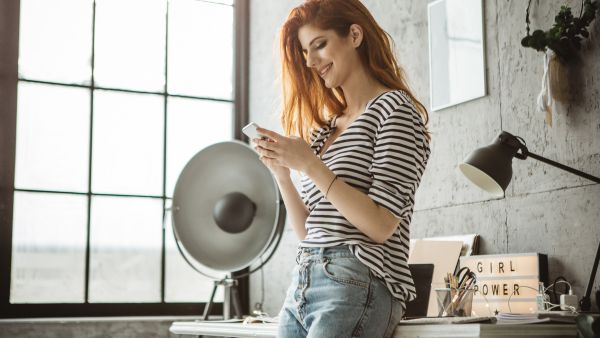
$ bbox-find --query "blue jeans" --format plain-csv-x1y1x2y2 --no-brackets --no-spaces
277,246,404,338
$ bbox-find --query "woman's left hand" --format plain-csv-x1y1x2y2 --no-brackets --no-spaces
253,127,317,173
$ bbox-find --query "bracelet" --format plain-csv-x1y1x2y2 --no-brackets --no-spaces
325,175,337,198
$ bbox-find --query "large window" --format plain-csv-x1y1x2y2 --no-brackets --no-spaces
0,0,249,317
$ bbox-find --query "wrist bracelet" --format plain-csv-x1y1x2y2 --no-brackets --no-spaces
325,175,337,198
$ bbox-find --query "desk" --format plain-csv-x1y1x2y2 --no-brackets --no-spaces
169,321,577,338
171,321,276,337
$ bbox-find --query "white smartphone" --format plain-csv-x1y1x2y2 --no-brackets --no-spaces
242,122,264,140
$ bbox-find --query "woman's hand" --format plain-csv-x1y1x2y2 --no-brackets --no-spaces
256,140,291,181
253,127,318,174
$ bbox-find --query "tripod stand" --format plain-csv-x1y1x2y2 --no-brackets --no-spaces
202,277,243,320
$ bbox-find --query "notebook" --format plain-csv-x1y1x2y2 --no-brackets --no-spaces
408,240,464,317
404,263,434,318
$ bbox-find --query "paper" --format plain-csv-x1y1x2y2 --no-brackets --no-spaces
495,312,551,325
243,315,279,324
410,234,480,257
408,240,464,317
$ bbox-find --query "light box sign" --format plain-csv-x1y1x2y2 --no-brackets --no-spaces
460,253,548,315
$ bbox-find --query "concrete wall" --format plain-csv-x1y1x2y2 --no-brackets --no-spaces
249,0,600,316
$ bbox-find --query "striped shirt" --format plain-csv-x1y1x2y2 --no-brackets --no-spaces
299,90,430,305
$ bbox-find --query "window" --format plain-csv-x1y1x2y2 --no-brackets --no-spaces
0,0,249,317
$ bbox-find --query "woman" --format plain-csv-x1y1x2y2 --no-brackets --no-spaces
253,0,430,337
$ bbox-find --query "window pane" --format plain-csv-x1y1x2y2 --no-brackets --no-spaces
94,0,166,92
165,200,225,302
168,0,233,99
18,0,93,84
10,192,87,304
15,82,90,192
92,90,164,196
89,196,163,303
166,97,232,197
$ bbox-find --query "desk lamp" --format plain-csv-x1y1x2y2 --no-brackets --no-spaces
458,131,600,311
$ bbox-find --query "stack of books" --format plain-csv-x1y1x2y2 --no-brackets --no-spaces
495,311,586,325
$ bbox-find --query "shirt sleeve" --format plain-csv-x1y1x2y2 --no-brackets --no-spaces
367,104,427,219
301,175,310,208
300,127,325,210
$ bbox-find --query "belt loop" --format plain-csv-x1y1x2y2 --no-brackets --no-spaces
318,247,325,257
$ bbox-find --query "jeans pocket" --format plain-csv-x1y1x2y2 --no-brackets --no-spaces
321,257,370,288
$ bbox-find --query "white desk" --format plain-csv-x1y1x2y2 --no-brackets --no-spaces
171,321,276,337
396,323,576,337
169,320,577,338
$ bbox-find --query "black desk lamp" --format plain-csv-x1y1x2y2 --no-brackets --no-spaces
458,131,600,311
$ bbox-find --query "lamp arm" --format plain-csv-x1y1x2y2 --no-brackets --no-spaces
524,151,600,184
523,150,599,311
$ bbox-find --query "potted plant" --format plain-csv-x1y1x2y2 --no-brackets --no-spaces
520,0,598,125
521,0,598,63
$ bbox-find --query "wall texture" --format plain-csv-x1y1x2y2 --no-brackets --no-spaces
249,0,600,316
0,318,187,338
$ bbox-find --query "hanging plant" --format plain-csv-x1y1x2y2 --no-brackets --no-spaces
521,0,599,63
520,0,599,126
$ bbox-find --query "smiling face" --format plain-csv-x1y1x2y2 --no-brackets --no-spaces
298,23,363,89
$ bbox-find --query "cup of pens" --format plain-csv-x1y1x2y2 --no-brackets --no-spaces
434,287,475,317
435,269,477,317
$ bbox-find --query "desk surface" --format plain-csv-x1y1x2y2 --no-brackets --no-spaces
170,320,577,338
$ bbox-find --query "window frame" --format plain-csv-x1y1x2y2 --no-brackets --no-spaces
0,0,250,318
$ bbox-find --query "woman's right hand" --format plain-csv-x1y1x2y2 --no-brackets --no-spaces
259,156,291,181
254,140,291,180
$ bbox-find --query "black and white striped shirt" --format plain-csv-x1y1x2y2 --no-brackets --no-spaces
299,90,430,305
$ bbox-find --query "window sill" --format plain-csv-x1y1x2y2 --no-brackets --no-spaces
0,315,210,324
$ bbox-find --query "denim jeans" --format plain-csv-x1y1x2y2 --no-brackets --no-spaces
277,246,404,338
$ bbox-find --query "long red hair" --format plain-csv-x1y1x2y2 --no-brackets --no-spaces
279,0,430,142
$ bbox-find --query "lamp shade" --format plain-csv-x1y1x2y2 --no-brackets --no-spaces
171,141,284,272
458,132,521,197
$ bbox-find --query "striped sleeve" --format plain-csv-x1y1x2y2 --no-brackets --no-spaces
367,104,424,219
302,127,323,208
301,175,310,208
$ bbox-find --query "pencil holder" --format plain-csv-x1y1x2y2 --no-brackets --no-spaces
434,287,475,317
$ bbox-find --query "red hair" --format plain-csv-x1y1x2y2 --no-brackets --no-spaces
279,0,430,142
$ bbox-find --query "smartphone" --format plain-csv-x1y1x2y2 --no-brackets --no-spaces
242,122,263,140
